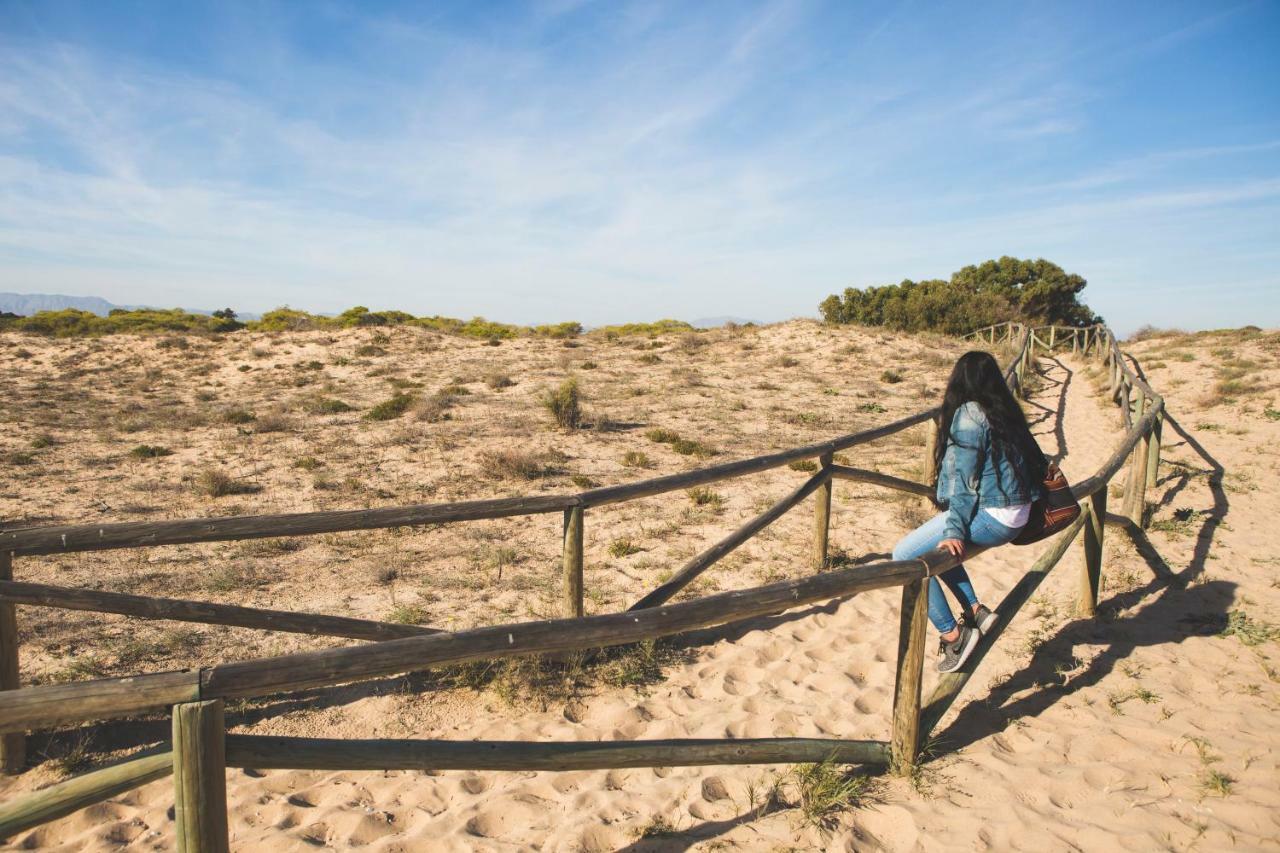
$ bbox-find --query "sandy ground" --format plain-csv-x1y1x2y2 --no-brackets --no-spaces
1,323,1278,851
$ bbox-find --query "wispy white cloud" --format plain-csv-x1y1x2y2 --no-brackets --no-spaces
0,1,1276,334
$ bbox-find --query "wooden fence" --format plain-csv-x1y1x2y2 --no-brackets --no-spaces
0,322,1164,851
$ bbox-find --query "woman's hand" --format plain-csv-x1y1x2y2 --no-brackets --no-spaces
938,538,965,558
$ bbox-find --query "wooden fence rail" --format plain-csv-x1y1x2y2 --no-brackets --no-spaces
0,322,1170,850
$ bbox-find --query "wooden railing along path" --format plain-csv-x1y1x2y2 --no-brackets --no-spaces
0,323,1164,850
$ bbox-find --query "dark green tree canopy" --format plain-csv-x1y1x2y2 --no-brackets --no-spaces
819,257,1102,335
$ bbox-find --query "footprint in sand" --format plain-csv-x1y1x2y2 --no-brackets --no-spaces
459,775,492,795
297,822,330,846
700,776,731,801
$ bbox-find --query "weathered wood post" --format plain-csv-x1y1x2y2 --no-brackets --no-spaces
562,506,584,618
1071,328,1078,354
0,551,23,774
173,699,229,853
922,417,940,486
812,454,833,570
1078,491,1106,616
1049,326,1056,349
1145,407,1163,489
1123,392,1150,527
891,577,928,775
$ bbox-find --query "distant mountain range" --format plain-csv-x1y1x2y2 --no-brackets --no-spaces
0,293,755,329
0,292,260,321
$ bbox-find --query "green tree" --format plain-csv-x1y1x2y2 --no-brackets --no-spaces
819,257,1101,334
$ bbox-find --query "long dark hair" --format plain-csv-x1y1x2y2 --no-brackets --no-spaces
931,351,1046,498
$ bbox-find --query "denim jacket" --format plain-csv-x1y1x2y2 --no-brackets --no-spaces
936,402,1041,541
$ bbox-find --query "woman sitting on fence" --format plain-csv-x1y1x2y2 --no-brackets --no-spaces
892,351,1047,673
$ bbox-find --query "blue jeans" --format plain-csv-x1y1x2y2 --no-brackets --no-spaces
892,511,1022,634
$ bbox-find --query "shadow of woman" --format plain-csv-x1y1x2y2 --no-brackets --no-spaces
932,573,1237,756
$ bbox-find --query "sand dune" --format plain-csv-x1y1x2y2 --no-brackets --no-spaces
2,324,1278,850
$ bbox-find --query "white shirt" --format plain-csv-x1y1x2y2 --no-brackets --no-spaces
985,503,1032,528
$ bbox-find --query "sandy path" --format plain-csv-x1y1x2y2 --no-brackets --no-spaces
6,348,1279,851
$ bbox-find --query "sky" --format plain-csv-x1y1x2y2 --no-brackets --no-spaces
0,1,1277,333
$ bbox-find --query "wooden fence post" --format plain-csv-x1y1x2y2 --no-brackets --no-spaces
1145,408,1163,489
1048,326,1056,349
812,453,833,570
922,418,939,486
1079,491,1106,616
891,577,928,775
562,506,584,618
173,699,229,853
0,551,23,774
1123,393,1150,527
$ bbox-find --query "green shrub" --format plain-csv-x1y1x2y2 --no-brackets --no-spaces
365,393,416,421
129,444,173,459
194,468,259,497
302,397,354,415
622,450,652,468
670,437,714,457
542,378,582,429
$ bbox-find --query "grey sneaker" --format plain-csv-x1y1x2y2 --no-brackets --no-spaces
964,604,999,636
937,625,980,673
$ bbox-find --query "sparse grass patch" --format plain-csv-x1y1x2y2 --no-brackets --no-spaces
857,402,887,413
486,373,514,390
608,538,643,558
788,459,818,472
686,486,724,508
880,369,904,384
788,759,879,830
387,605,428,625
478,449,556,480
1220,610,1280,645
413,393,454,422
634,815,678,839
301,396,354,415
223,408,256,425
1200,768,1234,797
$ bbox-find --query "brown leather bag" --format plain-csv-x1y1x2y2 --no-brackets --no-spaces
1012,462,1081,545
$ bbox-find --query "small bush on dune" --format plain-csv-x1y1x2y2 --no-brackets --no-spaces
365,393,416,421
129,445,173,460
194,468,259,497
542,378,582,429
622,451,652,468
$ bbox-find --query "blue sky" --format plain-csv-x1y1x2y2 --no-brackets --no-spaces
1,1,1277,333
